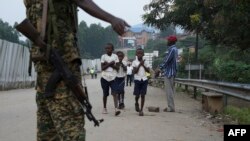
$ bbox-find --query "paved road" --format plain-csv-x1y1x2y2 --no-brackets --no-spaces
0,76,223,141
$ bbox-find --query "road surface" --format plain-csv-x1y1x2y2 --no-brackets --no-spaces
0,76,223,141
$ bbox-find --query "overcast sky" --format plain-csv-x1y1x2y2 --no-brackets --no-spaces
0,0,151,27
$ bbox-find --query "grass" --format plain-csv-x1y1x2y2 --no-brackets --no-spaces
175,86,183,93
224,106,250,124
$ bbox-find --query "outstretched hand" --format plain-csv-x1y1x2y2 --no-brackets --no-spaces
111,17,130,36
74,0,130,36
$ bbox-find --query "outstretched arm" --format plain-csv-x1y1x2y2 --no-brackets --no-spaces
73,0,130,35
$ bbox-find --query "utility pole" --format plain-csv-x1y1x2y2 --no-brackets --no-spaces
194,0,204,99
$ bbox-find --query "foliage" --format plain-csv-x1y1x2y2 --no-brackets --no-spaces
145,38,168,69
143,0,250,50
213,60,250,83
150,34,250,83
0,19,20,43
77,21,88,58
143,0,250,82
0,18,119,59
77,21,119,59
159,25,176,38
224,106,250,124
145,39,167,57
176,36,196,48
152,57,163,69
211,47,250,83
178,39,250,83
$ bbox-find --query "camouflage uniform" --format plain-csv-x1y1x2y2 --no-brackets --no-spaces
24,0,85,140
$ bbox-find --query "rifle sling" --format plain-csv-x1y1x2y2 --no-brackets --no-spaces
41,0,48,40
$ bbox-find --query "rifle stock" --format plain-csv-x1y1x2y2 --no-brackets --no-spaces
15,19,47,49
16,19,103,126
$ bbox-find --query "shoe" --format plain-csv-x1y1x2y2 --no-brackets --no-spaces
115,108,121,116
135,103,140,112
102,108,108,114
118,103,122,109
119,103,125,109
139,111,144,116
163,107,175,112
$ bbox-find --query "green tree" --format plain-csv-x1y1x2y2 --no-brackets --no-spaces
85,23,105,58
77,21,119,59
104,26,119,47
0,19,20,43
159,25,176,38
77,21,88,58
212,47,250,83
143,0,250,50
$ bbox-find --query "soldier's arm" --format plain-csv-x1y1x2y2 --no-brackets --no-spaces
73,0,130,35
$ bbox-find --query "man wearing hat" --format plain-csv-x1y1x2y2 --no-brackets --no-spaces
160,35,178,112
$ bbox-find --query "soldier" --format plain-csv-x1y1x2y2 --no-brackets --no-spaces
23,0,129,140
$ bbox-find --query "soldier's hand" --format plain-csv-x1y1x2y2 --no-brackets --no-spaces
111,17,130,36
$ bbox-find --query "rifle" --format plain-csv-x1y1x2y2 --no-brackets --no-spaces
16,19,103,127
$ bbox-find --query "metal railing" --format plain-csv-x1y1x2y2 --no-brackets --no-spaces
152,77,250,103
174,78,250,104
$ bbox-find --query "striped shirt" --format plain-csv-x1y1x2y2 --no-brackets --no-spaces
160,45,178,78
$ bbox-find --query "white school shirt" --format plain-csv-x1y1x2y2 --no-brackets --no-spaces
101,53,119,81
117,60,127,78
132,59,150,81
127,66,133,75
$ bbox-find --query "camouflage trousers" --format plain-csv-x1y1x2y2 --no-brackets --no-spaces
36,62,85,141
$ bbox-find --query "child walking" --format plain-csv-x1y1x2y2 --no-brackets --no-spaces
100,43,120,116
126,63,133,86
132,48,150,116
116,51,127,109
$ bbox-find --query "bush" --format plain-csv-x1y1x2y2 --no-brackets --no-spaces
224,106,250,124
214,60,250,83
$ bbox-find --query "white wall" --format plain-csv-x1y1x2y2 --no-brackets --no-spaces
0,39,36,90
0,39,103,90
81,59,101,73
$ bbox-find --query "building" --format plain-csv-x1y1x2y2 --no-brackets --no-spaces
126,49,159,68
120,24,159,48
144,51,159,68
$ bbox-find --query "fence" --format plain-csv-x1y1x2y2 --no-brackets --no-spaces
174,78,250,104
0,39,36,90
0,39,103,90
